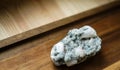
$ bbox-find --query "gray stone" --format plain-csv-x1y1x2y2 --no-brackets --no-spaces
50,25,102,66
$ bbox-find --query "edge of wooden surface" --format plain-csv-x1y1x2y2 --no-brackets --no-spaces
0,1,120,48
103,60,120,70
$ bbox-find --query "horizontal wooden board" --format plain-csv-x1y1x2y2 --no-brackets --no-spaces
0,6,119,70
0,0,119,48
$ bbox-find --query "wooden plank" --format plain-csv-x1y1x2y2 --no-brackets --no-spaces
104,60,120,70
0,6,120,70
0,0,119,48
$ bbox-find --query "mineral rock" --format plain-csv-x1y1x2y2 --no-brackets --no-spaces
50,25,102,66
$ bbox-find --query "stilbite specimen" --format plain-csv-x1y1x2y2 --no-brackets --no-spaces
51,25,102,66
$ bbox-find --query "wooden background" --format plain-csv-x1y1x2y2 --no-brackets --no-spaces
0,0,119,48
0,6,119,70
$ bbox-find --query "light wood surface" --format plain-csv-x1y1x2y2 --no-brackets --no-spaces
0,0,119,48
0,6,119,70
104,60,120,70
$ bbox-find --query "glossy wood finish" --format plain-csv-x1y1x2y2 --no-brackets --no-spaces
0,7,120,70
0,0,119,48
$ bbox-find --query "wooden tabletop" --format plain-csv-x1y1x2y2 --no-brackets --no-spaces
0,0,119,48
0,6,120,70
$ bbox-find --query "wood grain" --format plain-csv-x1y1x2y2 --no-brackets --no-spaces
0,6,119,70
0,0,119,48
104,60,120,70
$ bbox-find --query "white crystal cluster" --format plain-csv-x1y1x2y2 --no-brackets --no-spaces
50,25,102,66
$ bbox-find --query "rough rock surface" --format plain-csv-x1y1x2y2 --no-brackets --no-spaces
50,25,102,66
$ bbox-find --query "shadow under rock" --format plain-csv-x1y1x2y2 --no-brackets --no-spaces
53,51,106,70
